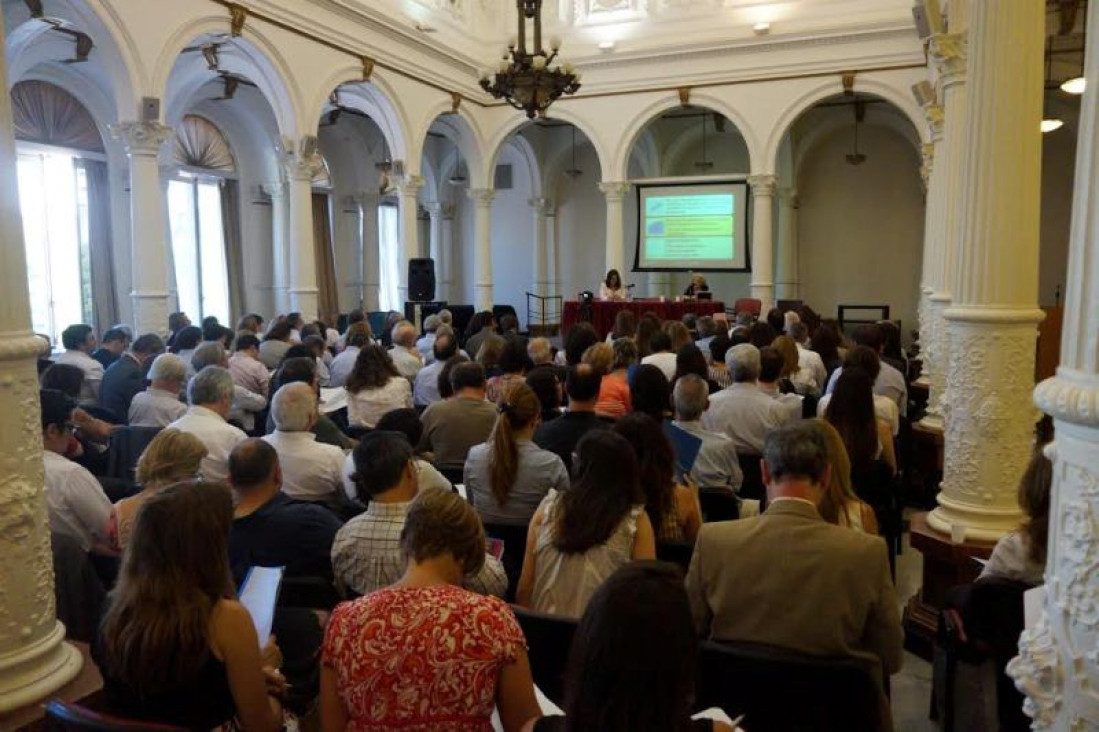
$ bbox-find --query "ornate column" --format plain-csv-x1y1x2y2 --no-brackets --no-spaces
922,4,971,429
263,181,290,314
111,120,173,336
282,142,322,320
468,188,495,310
747,174,777,310
929,0,1045,541
544,203,560,300
397,175,424,305
530,197,553,297
0,19,83,709
775,187,799,301
438,203,455,303
916,104,945,397
1009,1,1099,725
356,191,381,312
598,181,631,275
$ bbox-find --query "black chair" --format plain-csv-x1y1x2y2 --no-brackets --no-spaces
656,541,694,573
851,460,902,576
511,606,579,706
737,453,765,501
448,305,476,338
51,532,105,643
278,575,341,611
493,304,519,329
43,700,186,731
105,426,161,482
699,489,740,523
483,522,528,602
696,640,884,731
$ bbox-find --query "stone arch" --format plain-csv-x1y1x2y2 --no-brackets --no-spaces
307,66,412,167
540,126,603,200
790,96,922,180
501,133,543,200
484,108,610,186
416,105,487,190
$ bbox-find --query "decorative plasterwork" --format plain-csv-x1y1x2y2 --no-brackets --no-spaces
1034,369,1099,428
110,121,173,157
929,32,967,88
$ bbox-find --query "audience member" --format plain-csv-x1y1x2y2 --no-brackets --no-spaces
594,339,634,418
92,327,131,369
228,333,271,397
99,333,164,422
789,322,827,394
416,314,440,362
262,383,345,502
635,317,661,359
686,422,902,696
303,334,332,387
173,326,203,376
703,344,794,457
813,419,879,534
345,344,413,428
259,321,293,370
95,481,284,730
341,408,452,496
419,362,498,466
766,307,786,335
413,329,458,407
487,337,529,403
192,342,267,432
332,431,504,597
518,431,655,618
527,337,555,368
388,320,423,380
533,365,610,474
695,316,720,358
467,384,569,527
56,324,103,402
878,321,908,378
268,357,353,450
328,323,371,388
526,367,562,424
757,346,804,422
747,321,777,349
817,346,899,437
614,413,702,544
435,354,467,400
665,321,693,353
980,442,1052,585
166,311,191,350
824,368,897,475
110,429,206,551
674,343,720,394
128,353,188,427
167,366,247,483
465,311,503,361
811,321,844,379
629,363,672,422
228,439,342,582
641,331,677,381
824,324,908,417
320,490,537,730
672,375,743,494
609,309,637,341
286,312,305,343
562,323,599,366
708,334,733,390
236,314,263,335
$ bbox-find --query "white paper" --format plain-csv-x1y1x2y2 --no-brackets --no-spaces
239,565,283,647
319,387,348,414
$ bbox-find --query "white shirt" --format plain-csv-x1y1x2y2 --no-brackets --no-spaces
817,392,900,436
341,453,451,502
759,382,805,422
703,382,795,456
795,343,827,393
825,362,908,417
177,348,198,380
56,349,104,403
228,352,270,396
416,333,436,363
230,384,267,432
389,345,423,380
600,283,626,301
262,430,346,501
167,405,247,483
128,387,187,428
328,346,360,388
641,352,678,382
43,450,112,552
347,377,413,428
671,420,743,493
413,359,446,407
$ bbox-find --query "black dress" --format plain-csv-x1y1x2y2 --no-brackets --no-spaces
534,716,717,731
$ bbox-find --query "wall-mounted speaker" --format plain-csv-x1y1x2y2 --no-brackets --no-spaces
408,258,436,302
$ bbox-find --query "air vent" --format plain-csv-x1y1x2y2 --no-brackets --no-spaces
494,163,513,190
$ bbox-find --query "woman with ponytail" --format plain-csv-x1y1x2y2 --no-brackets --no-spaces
465,383,570,527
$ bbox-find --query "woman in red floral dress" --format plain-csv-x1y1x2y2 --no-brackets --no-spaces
320,488,541,731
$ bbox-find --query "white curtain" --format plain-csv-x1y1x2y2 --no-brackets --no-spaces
378,203,400,311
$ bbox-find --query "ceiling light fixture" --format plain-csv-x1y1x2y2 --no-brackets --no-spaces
1061,76,1086,95
1041,118,1065,133
480,0,582,119
752,22,771,36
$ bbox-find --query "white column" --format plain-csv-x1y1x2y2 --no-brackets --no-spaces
397,175,424,305
283,145,322,320
928,0,1045,542
356,191,381,312
915,141,938,391
748,174,777,310
544,203,560,300
111,121,173,336
439,203,455,303
1009,1,1099,725
468,188,495,310
775,186,799,301
530,197,553,297
649,271,671,298
598,181,631,275
0,17,84,710
263,181,290,314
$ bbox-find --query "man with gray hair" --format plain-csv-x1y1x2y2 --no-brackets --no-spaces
416,314,440,362
191,341,266,432
695,316,720,363
128,352,188,427
261,382,346,502
686,420,902,710
167,366,247,482
527,337,554,367
703,343,794,457
672,374,742,495
413,327,459,407
388,320,423,380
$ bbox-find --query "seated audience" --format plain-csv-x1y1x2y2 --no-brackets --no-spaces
517,431,655,618
94,481,284,730
593,338,634,418
674,343,720,394
128,353,189,427
824,324,907,417
477,335,505,377
487,337,529,403
641,331,677,381
790,322,827,394
228,439,342,582
748,321,777,349
419,361,498,466
817,346,900,437
533,365,611,474
708,334,733,390
262,382,346,502
40,389,112,554
527,337,555,369
811,320,845,379
635,316,661,359
703,344,794,457
665,321,694,353
600,268,626,301
416,314,440,362
258,321,293,370
757,346,804,421
813,419,879,534
286,312,305,343
686,422,902,693
684,273,709,297
236,314,263,335
388,320,423,380
99,333,165,422
467,384,569,527
320,489,536,730
562,323,600,367
466,311,503,361
332,431,504,597
824,368,897,475
614,413,702,544
526,367,562,424
193,342,267,432
878,320,908,377
980,443,1052,585
172,325,203,376
630,363,672,422
341,408,452,496
413,328,459,407
329,323,371,388
346,344,413,429
110,429,206,551
56,324,104,402
672,375,743,494
166,311,191,350
167,366,248,483
608,309,637,342
267,357,352,450
695,316,720,358
303,334,332,387
766,307,786,335
228,333,271,398
529,562,735,732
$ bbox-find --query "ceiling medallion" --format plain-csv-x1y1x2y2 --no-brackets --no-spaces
480,0,581,119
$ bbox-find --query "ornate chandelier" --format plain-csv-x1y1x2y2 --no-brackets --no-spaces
480,0,581,119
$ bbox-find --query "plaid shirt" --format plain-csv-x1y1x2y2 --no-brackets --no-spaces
331,495,507,598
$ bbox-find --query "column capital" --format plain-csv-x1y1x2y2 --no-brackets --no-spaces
922,102,945,141
920,142,935,187
263,180,288,199
282,143,324,182
598,181,631,201
424,201,443,218
529,196,555,216
396,174,425,197
929,32,968,88
747,174,777,196
467,187,496,207
110,120,173,156
440,202,456,220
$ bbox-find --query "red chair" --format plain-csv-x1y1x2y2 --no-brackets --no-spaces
43,700,186,731
733,298,762,318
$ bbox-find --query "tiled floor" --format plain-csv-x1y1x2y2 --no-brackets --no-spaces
891,522,938,731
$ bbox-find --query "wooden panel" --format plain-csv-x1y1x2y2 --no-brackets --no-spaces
1036,306,1063,383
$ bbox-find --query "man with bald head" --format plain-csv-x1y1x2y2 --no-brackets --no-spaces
533,364,611,474
261,382,346,502
388,320,423,381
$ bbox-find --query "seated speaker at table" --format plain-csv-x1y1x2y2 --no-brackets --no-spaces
599,269,626,301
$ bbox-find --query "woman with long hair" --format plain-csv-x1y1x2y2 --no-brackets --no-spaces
609,309,636,341
465,383,568,527
811,419,879,534
613,413,702,544
673,344,720,394
635,317,661,359
487,337,529,403
527,562,734,732
345,344,413,428
95,482,283,730
591,339,634,418
517,431,655,618
664,321,693,353
630,364,672,422
600,269,626,301
810,321,844,378
824,368,896,475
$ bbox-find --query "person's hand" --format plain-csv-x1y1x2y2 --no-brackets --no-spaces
261,636,282,669
71,408,93,429
262,666,288,698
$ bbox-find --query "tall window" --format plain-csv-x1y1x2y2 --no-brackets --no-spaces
377,202,400,311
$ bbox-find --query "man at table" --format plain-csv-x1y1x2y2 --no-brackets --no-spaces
600,269,627,301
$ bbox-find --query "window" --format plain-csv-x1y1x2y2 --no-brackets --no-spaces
16,148,93,344
168,176,230,324
378,202,400,311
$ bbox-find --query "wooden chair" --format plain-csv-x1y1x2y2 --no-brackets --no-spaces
43,701,186,731
511,606,579,706
732,298,762,318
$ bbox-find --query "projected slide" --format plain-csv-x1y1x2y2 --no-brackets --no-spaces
636,181,750,271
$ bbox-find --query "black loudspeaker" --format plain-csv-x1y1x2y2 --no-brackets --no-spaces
408,258,435,302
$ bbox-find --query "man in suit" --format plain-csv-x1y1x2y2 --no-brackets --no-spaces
686,421,902,710
98,333,164,422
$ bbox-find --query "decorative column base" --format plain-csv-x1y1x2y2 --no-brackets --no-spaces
918,292,953,431
131,291,171,337
475,283,493,312
288,288,319,321
0,622,83,713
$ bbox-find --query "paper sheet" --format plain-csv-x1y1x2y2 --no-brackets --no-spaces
239,565,283,647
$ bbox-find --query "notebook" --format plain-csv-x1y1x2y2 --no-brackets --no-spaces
239,565,284,647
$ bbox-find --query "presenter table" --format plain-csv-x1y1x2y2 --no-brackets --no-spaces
562,299,726,339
